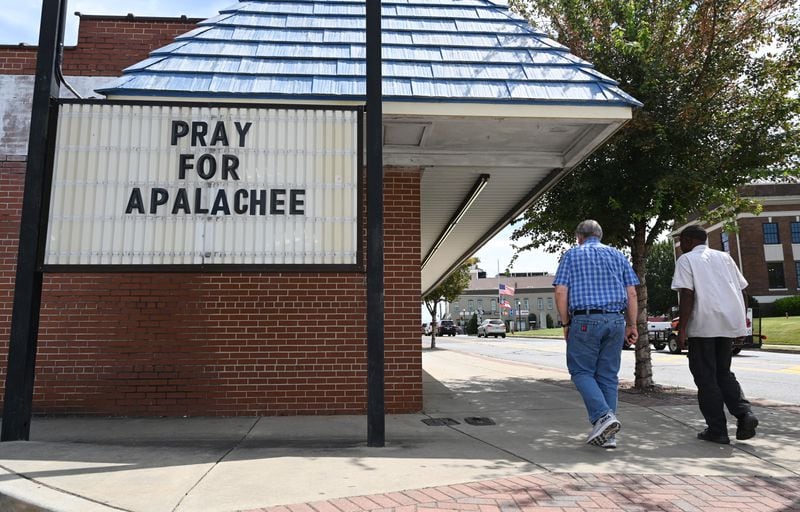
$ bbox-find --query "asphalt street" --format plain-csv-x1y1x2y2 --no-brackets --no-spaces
429,335,800,405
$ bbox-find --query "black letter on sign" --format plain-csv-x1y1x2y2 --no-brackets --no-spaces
150,188,169,214
179,154,194,179
222,155,240,180
192,122,208,147
211,190,231,216
235,122,252,147
234,190,248,214
171,121,189,146
270,189,286,215
209,122,229,146
125,188,145,214
197,154,217,180
172,188,191,214
290,190,305,215
194,188,209,215
250,190,267,216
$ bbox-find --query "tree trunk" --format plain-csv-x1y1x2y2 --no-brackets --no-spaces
630,222,655,389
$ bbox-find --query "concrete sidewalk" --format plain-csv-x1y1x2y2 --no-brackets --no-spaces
0,349,798,512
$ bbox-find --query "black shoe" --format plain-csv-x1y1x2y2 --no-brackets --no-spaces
697,428,730,444
736,413,759,440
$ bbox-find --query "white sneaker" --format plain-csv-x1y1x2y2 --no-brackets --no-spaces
586,412,620,446
601,435,617,449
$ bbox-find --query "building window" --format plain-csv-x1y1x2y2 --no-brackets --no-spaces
792,223,800,244
538,298,544,310
547,298,554,310
768,262,786,289
524,298,529,311
763,223,780,244
721,232,730,252
490,299,496,312
468,300,474,312
796,262,800,289
477,299,483,313
453,302,459,312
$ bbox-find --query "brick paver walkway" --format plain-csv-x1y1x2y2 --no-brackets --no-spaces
251,473,800,512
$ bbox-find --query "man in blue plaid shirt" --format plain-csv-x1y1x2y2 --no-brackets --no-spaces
553,220,639,449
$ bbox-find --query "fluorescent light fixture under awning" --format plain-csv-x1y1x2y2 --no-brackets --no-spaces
421,173,490,271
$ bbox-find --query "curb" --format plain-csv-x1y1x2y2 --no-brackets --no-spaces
0,493,50,512
0,467,114,512
760,344,800,354
503,335,800,354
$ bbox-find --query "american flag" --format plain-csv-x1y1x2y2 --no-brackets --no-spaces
500,300,512,309
498,284,514,296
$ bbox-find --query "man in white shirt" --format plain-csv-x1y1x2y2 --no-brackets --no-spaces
671,225,758,444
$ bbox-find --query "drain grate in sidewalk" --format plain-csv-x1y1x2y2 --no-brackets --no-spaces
421,417,460,426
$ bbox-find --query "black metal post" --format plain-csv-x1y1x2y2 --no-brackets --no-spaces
365,0,385,447
2,0,66,442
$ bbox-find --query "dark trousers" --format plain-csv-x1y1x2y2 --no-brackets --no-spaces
688,337,751,434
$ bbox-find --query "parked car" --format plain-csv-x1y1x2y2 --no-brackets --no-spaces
477,318,506,338
437,320,457,336
422,323,432,335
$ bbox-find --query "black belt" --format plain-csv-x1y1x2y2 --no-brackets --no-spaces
571,309,624,316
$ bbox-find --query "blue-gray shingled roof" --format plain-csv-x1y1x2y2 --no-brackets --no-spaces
97,0,642,107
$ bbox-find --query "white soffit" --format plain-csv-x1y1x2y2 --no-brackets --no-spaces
420,165,556,294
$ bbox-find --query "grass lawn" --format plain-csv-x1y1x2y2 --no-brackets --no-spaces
514,328,563,338
511,317,800,346
758,316,800,346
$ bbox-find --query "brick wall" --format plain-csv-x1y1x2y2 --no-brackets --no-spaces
0,15,199,76
737,210,800,297
0,156,423,416
704,207,800,301
0,157,24,353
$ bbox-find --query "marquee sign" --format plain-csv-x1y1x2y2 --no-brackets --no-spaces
45,101,362,269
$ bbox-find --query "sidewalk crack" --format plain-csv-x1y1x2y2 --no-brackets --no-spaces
171,417,262,512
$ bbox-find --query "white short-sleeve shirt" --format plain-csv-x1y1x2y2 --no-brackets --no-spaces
671,244,748,338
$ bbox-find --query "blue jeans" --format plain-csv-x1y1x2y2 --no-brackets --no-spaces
566,313,626,424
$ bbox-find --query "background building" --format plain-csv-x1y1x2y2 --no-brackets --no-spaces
450,271,559,331
673,183,800,313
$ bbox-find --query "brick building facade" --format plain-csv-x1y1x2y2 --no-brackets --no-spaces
674,183,800,309
0,15,423,416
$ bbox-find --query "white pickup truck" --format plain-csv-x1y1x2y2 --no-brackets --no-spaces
648,309,762,354
646,321,673,351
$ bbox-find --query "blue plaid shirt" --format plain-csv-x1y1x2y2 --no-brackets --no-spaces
552,237,640,312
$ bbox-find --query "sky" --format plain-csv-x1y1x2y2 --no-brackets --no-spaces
1,0,563,278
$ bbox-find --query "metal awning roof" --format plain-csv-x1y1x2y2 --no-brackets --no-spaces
97,0,640,107
97,0,641,295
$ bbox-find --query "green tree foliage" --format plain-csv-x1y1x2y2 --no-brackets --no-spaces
773,296,800,317
423,258,478,348
508,0,800,388
467,313,479,335
546,314,554,328
646,239,677,316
